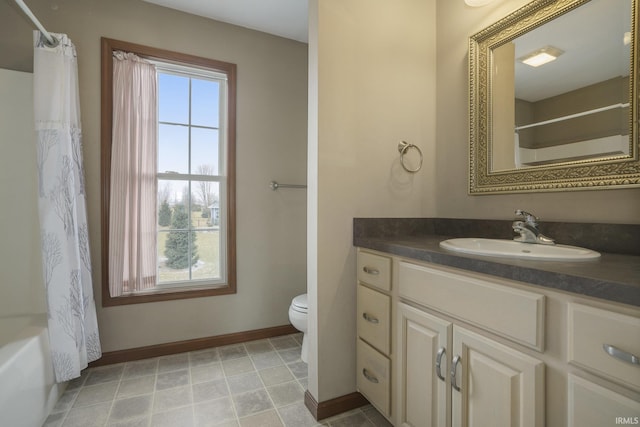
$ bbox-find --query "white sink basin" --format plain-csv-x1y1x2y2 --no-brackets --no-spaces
439,238,600,261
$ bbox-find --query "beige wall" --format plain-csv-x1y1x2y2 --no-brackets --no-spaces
492,42,516,171
525,77,629,148
308,0,437,402
0,69,46,317
435,0,640,223
0,0,308,352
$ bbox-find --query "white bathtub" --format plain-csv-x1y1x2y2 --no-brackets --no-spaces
0,314,65,427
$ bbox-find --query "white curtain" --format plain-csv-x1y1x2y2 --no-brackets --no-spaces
108,51,158,297
34,31,101,382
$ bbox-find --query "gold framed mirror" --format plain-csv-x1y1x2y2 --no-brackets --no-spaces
469,0,639,194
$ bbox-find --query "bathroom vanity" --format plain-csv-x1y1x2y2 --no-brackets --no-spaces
353,219,640,427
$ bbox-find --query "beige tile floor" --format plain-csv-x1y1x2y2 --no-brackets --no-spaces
42,333,392,427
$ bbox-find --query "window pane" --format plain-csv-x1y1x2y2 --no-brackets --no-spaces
192,230,221,281
158,73,189,124
191,128,219,175
157,180,191,228
158,230,191,283
192,181,220,224
191,79,220,128
159,124,189,174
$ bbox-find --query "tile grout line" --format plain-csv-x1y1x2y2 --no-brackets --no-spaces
148,363,158,427
248,339,288,427
187,353,197,427
57,375,82,426
102,369,122,426
274,338,318,427
221,345,242,425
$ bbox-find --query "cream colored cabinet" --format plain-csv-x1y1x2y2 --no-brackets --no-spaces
451,327,544,427
396,302,544,427
567,303,640,390
566,303,640,427
357,250,392,292
396,260,545,427
396,303,450,427
356,250,393,419
568,374,640,427
358,248,639,426
398,261,544,350
358,283,391,355
357,337,391,416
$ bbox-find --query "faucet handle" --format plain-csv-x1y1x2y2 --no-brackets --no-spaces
514,209,539,226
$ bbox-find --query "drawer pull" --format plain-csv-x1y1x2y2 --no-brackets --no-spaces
451,355,461,392
363,266,380,275
435,347,446,382
362,312,379,324
362,368,379,384
603,344,640,366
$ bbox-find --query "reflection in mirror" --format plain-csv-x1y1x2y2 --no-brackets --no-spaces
492,0,632,171
469,0,640,193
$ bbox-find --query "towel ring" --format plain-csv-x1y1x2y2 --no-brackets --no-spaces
398,141,423,173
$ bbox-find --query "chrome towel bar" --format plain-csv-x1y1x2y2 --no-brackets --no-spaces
270,181,307,191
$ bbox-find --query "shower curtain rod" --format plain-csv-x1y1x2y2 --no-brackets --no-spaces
14,0,58,47
515,103,630,131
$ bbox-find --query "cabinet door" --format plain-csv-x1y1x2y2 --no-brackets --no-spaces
452,327,544,427
396,303,451,427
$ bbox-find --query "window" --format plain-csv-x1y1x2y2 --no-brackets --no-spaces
101,38,236,306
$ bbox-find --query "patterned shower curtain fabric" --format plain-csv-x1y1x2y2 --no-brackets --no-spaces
34,31,101,382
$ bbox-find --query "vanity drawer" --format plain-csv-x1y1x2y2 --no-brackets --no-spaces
357,338,391,417
398,261,545,350
357,251,391,292
568,303,640,390
357,284,391,355
568,374,640,427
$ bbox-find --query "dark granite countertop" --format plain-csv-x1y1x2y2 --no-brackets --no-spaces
354,218,640,307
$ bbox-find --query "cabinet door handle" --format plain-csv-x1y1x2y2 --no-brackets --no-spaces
435,347,446,382
362,266,380,275
362,312,379,324
451,355,461,392
603,344,640,366
362,368,379,384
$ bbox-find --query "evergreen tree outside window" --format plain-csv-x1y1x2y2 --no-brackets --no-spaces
164,204,199,269
158,200,172,227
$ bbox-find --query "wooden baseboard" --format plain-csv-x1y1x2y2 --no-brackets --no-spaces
304,390,369,421
89,324,298,367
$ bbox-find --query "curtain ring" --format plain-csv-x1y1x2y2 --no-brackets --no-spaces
398,141,423,173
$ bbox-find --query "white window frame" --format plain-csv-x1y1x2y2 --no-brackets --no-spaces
153,61,229,291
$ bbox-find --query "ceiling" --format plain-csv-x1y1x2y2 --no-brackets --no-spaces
513,0,631,102
142,0,631,103
142,0,309,43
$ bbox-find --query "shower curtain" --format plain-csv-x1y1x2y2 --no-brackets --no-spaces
34,31,101,382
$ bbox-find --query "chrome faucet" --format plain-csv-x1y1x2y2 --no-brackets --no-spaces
512,209,555,245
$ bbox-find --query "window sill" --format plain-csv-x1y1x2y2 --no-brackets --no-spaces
101,282,236,306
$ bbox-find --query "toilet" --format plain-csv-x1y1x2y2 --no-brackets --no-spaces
288,293,308,363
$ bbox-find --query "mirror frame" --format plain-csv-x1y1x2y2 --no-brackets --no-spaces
469,0,640,194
